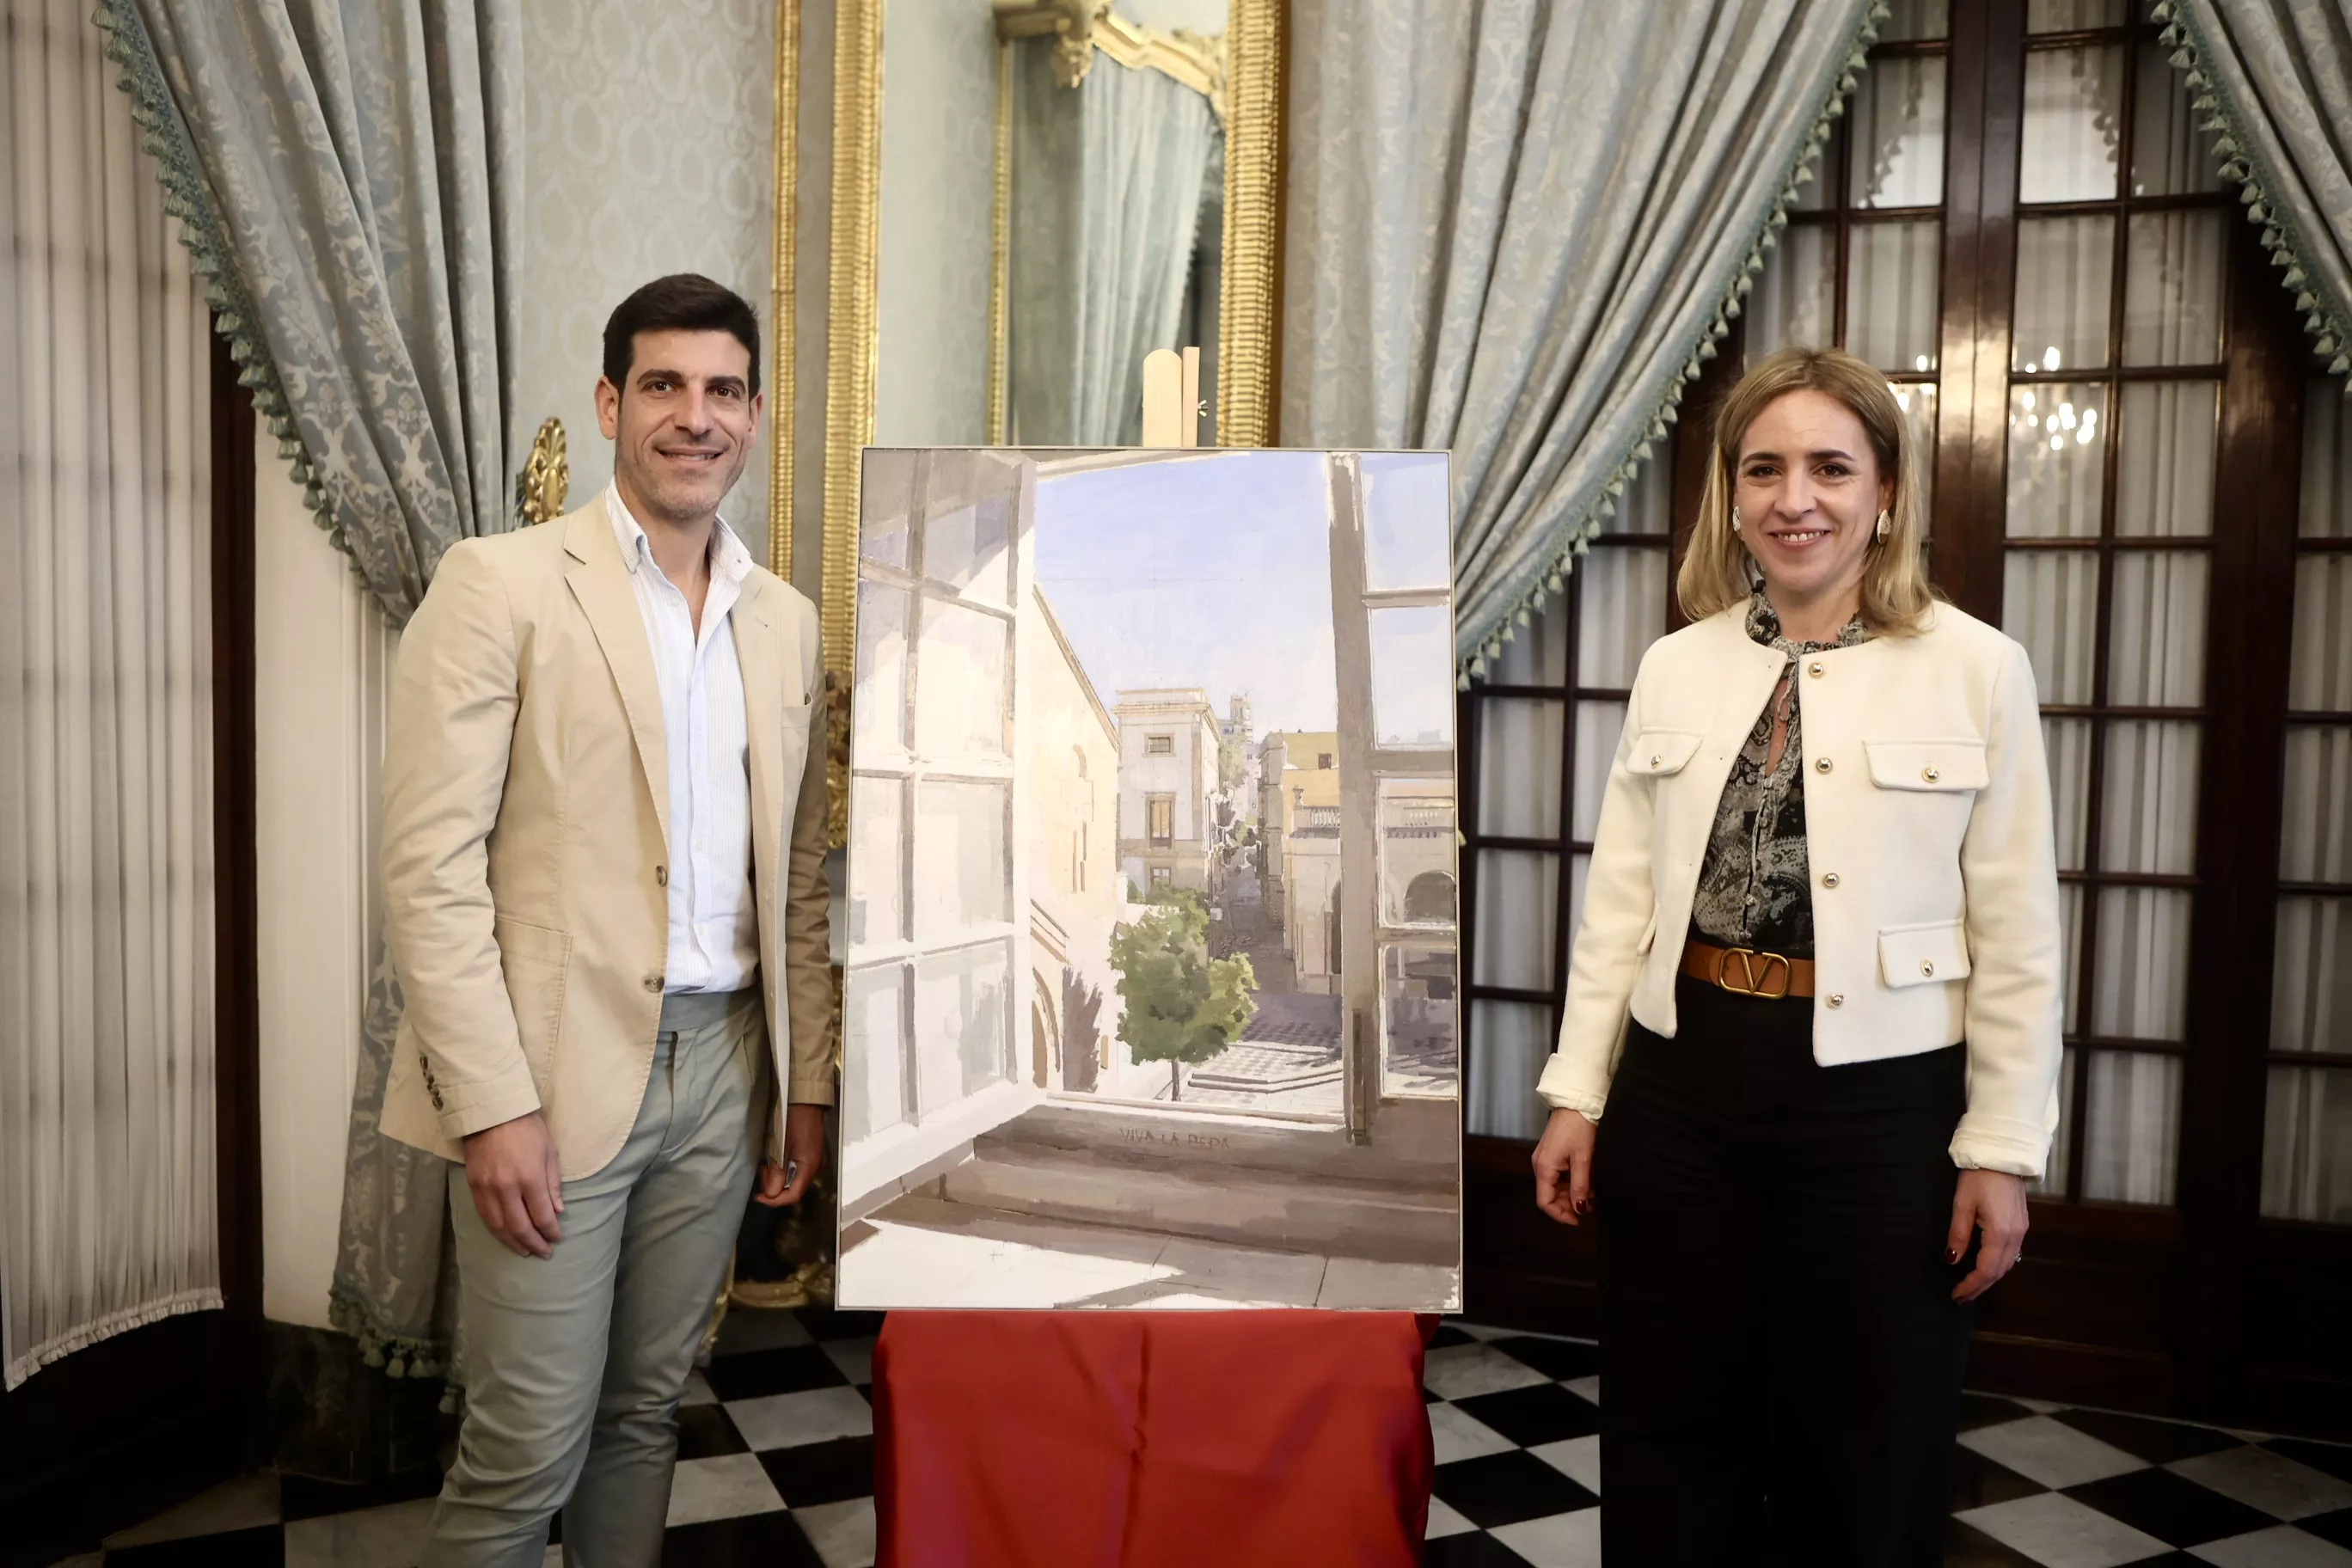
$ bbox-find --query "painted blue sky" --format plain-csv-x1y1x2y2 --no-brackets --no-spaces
1032,452,1339,734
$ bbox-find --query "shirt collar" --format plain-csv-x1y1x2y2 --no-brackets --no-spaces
1745,591,1869,657
604,480,753,588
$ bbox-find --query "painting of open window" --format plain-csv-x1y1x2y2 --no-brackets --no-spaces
838,448,1461,1311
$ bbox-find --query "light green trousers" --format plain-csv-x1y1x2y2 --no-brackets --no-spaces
420,988,763,1568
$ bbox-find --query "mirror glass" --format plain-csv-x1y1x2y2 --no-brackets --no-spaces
873,0,1228,450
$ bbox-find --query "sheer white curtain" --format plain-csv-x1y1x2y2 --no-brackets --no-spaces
1466,461,1671,1139
0,0,219,1388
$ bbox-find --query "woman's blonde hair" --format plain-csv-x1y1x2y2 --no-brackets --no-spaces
1675,346,1937,634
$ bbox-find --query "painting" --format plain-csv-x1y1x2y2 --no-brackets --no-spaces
836,447,1461,1311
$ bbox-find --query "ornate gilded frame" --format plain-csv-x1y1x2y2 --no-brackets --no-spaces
782,0,1283,847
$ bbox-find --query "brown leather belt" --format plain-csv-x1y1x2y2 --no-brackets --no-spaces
1681,938,1816,999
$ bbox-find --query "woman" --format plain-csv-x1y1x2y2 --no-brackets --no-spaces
1529,346,2062,1566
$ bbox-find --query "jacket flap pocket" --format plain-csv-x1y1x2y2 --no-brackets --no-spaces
1865,739,1989,792
493,916,572,967
1633,730,1703,776
1878,920,1971,988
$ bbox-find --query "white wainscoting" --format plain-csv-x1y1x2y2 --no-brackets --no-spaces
253,437,397,1328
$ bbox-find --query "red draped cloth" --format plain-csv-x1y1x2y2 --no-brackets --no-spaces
872,1312,1437,1568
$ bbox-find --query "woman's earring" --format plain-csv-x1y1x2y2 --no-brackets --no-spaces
1732,506,1743,535
1876,508,1891,541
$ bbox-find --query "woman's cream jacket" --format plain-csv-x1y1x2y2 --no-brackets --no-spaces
1534,599,2064,1178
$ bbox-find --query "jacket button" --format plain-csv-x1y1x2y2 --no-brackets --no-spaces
1808,661,1824,678
646,973,665,993
1921,959,1936,977
1922,765,1941,782
1821,871,1840,888
656,865,669,887
1650,754,1663,768
1827,993,1844,1008
1815,756,1834,774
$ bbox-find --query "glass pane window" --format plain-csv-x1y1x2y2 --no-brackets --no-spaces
913,779,1011,938
2035,1043,2079,1194
1847,219,1942,371
914,597,1011,759
2092,885,2193,1039
1382,944,1459,1094
1880,0,1951,42
2122,210,2226,364
1477,699,1564,840
2288,557,2352,710
2270,897,2352,1054
849,776,906,947
2060,885,2086,1034
1751,226,1834,358
2300,377,2352,538
854,582,913,754
1361,453,1454,591
1473,851,1557,990
2006,550,2101,702
913,940,1011,1110
2116,381,2218,536
843,965,907,1142
2129,41,2221,196
1572,702,1626,842
2019,46,2127,203
1368,603,1455,747
2100,721,2201,875
2106,552,2209,706
2044,717,2095,868
2006,383,2109,536
1378,780,1457,928
1576,548,1667,688
2030,0,2128,28
1467,1000,1553,1142
2261,1066,2352,1222
2277,727,2352,884
2013,216,2115,373
2083,1050,2182,1204
1849,56,1948,207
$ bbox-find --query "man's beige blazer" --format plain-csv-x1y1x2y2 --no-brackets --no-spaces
378,500,834,1178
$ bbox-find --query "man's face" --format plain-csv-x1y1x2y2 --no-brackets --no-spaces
595,328,763,527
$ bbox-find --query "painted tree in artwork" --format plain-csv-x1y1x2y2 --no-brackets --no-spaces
1108,886,1255,1101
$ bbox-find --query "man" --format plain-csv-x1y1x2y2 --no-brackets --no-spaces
379,274,832,1566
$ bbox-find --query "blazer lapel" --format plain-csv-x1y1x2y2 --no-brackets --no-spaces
732,576,787,894
564,504,670,842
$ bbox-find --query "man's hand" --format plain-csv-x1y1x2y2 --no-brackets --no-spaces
755,1103,827,1208
1949,1168,2030,1302
462,1111,565,1259
1533,1107,1599,1226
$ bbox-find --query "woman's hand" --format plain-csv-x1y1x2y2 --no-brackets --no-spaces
1533,1107,1599,1225
1948,1169,2030,1302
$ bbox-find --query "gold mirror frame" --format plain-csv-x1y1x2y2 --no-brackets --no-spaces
772,0,1283,848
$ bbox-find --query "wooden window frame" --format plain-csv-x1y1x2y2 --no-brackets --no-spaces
1458,0,2351,1436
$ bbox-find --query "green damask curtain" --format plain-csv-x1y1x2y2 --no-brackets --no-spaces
98,0,524,1388
2158,1,2352,372
1282,0,1881,673
97,0,522,624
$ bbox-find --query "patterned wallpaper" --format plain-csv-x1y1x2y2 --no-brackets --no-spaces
512,0,778,559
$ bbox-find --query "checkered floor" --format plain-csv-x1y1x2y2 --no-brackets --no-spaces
1422,1322,2352,1567
57,1314,2352,1566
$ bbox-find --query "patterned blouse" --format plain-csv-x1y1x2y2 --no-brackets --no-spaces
1687,595,1872,959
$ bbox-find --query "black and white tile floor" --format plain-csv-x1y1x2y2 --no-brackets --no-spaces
54,1314,2352,1567
1420,1323,2352,1568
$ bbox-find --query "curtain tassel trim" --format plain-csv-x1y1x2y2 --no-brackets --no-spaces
2150,1,2352,381
89,3,360,555
1457,1,1894,680
328,1281,461,1412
